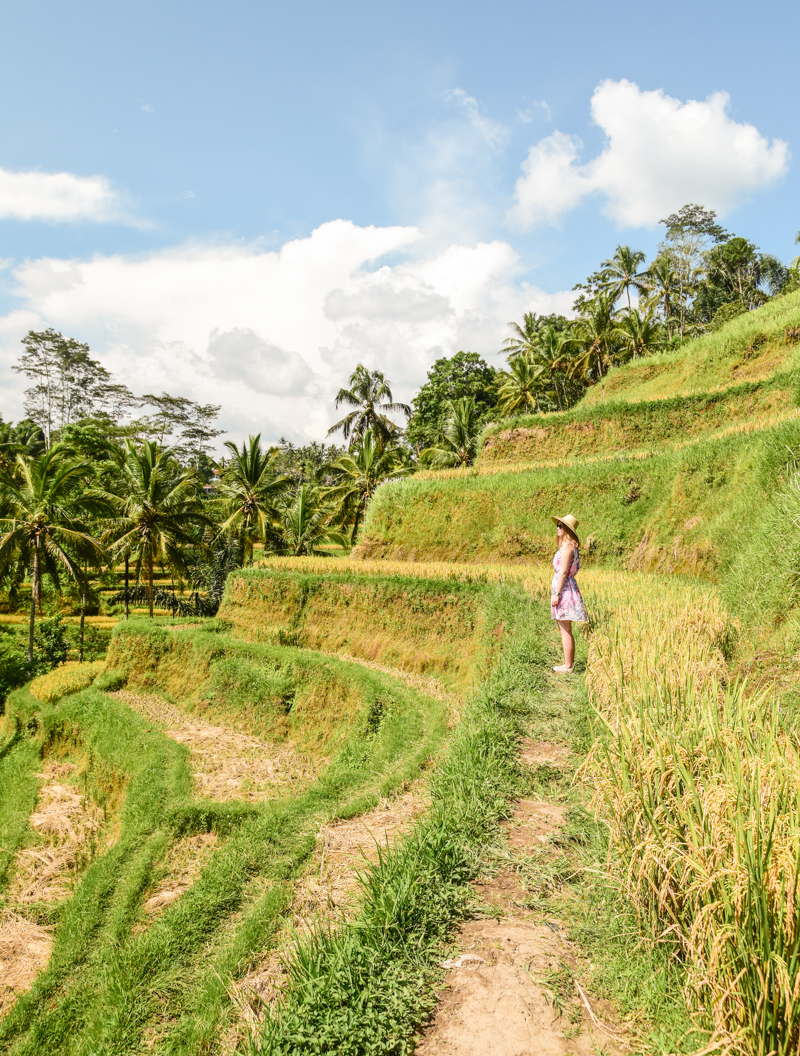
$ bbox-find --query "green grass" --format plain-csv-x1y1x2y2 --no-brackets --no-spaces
255,584,547,1055
477,373,797,469
0,624,448,1054
362,417,800,576
581,288,800,406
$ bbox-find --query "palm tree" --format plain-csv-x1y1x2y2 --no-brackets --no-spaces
420,397,483,468
215,434,291,564
569,295,618,382
496,353,546,416
268,485,345,556
501,312,543,361
600,245,649,311
326,431,409,541
536,325,576,411
327,365,411,448
0,446,108,671
103,441,211,617
613,310,667,362
642,256,680,340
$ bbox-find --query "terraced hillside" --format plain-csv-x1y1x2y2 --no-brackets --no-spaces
359,293,800,599
0,584,460,1054
4,296,800,1055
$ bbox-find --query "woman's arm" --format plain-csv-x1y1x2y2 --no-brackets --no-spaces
553,540,575,598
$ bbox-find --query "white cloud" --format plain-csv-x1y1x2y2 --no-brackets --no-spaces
0,219,573,446
508,79,790,229
446,88,509,152
0,167,125,223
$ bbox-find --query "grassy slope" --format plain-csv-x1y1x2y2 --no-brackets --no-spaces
359,296,800,597
478,375,796,468
472,291,800,471
360,418,800,576
581,289,800,405
217,568,493,689
0,626,448,1054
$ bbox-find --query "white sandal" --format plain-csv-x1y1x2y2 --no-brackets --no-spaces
553,664,574,674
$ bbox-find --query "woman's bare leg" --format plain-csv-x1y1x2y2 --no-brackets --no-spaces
558,620,575,669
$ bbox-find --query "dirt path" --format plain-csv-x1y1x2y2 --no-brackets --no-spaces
415,735,629,1055
1,760,106,1017
110,691,317,801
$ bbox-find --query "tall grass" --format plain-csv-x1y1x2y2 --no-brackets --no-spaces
583,574,800,1053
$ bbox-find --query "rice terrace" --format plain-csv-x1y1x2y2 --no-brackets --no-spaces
5,232,800,1056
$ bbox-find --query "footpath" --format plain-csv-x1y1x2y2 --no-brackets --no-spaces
416,666,630,1055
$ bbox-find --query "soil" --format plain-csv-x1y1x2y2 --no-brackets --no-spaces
110,690,317,801
415,739,629,1056
1,760,105,1019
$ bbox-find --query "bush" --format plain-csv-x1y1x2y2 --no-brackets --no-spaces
33,615,68,674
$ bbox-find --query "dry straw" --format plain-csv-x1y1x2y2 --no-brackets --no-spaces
581,575,800,1054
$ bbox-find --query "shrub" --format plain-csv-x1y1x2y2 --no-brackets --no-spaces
0,636,28,711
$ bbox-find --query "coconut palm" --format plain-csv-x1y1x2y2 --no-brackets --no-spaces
569,295,618,382
420,397,483,468
600,245,649,311
268,485,345,556
613,310,667,362
102,440,212,617
642,256,680,339
327,365,411,448
500,312,544,361
216,434,291,564
0,446,108,671
496,353,546,416
326,431,409,541
535,325,577,411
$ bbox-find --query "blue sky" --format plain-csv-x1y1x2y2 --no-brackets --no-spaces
1,0,797,443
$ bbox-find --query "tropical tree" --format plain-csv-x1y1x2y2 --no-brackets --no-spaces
613,310,667,361
420,397,483,468
600,245,649,311
642,256,680,339
327,365,411,448
500,312,570,360
326,431,409,540
215,434,291,564
405,352,498,451
535,325,578,410
657,204,729,338
569,295,618,382
0,446,108,671
496,354,546,416
103,440,212,617
268,485,345,556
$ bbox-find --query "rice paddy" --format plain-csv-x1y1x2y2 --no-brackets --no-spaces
3,298,800,1053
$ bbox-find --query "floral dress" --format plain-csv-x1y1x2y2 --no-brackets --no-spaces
551,546,588,623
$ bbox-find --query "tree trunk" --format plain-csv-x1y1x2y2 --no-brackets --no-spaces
148,552,154,618
28,540,39,674
124,555,130,620
79,595,85,663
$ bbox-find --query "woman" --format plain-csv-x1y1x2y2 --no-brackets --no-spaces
550,513,587,674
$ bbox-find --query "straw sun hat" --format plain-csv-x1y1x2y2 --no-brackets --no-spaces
551,513,580,545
